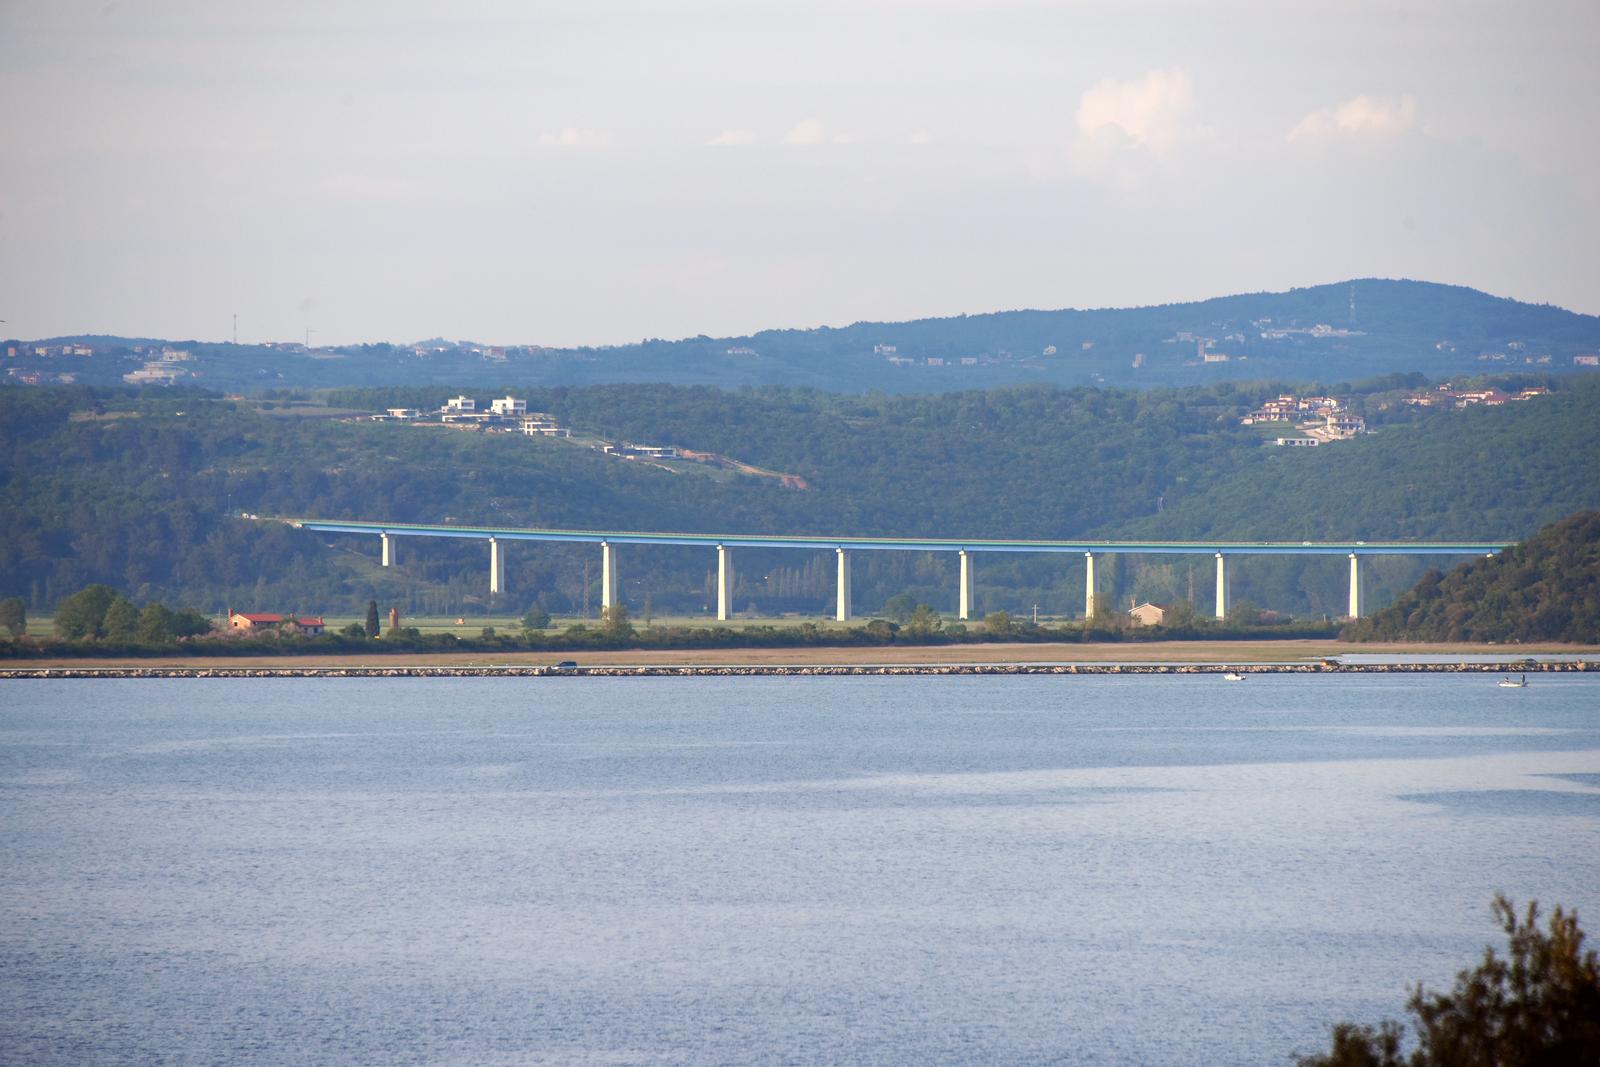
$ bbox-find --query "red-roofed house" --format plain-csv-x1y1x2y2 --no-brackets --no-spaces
228,611,325,636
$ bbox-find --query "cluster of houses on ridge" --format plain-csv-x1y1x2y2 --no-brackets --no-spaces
1398,383,1551,409
365,396,679,461
1240,384,1552,448
1239,394,1367,447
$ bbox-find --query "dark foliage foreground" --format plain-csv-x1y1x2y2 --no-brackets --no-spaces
1297,897,1600,1066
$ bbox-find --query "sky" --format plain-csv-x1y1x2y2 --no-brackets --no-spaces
1,0,1597,346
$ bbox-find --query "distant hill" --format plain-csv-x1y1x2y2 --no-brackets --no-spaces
1342,511,1600,644
3,374,1596,619
8,279,1600,393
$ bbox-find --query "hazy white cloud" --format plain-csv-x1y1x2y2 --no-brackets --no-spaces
536,127,613,148
1075,67,1200,156
706,129,756,146
782,118,826,146
906,131,932,145
1289,95,1417,143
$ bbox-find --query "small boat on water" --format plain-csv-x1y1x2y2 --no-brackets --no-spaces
1223,671,1247,682
1498,673,1528,688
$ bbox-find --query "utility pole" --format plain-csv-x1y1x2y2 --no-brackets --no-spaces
232,313,237,345
305,328,316,349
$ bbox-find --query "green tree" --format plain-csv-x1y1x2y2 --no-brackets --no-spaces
882,592,917,623
1228,600,1263,626
1297,896,1600,1067
1163,600,1199,629
905,603,943,636
602,602,633,637
983,610,1014,636
339,622,367,638
0,596,25,637
102,597,138,641
364,599,380,639
53,584,119,640
863,618,897,641
522,606,552,631
169,609,213,638
135,603,176,644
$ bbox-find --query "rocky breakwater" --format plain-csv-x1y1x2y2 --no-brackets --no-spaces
0,661,1589,680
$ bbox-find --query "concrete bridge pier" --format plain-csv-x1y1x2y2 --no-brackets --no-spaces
1347,553,1366,619
835,548,852,622
601,541,618,616
717,545,734,621
489,537,504,595
1214,553,1232,620
381,532,393,568
1084,552,1097,620
958,550,974,621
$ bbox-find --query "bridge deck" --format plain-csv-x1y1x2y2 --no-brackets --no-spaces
290,519,1506,556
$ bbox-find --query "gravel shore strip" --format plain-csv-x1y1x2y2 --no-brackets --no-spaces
1,661,1588,679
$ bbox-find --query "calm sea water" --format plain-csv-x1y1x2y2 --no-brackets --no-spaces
2,675,1597,1066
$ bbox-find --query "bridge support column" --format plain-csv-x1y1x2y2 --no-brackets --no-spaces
601,541,618,616
1214,552,1232,620
381,533,393,568
1084,552,1097,620
489,537,504,595
835,548,852,622
958,550,974,621
1347,553,1366,619
716,545,734,621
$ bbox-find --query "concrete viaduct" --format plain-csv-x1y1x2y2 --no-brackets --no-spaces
289,518,1508,622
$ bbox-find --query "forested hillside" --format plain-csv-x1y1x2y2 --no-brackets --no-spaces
11,279,1600,394
1342,511,1600,643
2,375,1595,621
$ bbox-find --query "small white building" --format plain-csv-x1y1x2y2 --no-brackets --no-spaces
385,408,421,419
490,396,526,417
1274,437,1320,447
443,396,476,413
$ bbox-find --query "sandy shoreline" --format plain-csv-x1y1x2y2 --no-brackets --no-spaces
3,639,1595,677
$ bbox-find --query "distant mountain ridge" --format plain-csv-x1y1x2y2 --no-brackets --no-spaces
10,279,1600,393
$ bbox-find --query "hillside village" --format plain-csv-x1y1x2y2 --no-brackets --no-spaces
1240,383,1551,447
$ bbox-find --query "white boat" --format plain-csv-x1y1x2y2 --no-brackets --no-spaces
1223,671,1247,681
1498,674,1528,688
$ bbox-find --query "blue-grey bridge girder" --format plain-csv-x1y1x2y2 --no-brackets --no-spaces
291,519,1508,557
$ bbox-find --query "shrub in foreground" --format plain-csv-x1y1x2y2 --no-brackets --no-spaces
1296,896,1600,1066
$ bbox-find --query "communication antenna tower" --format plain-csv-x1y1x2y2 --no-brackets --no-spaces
1349,284,1356,324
